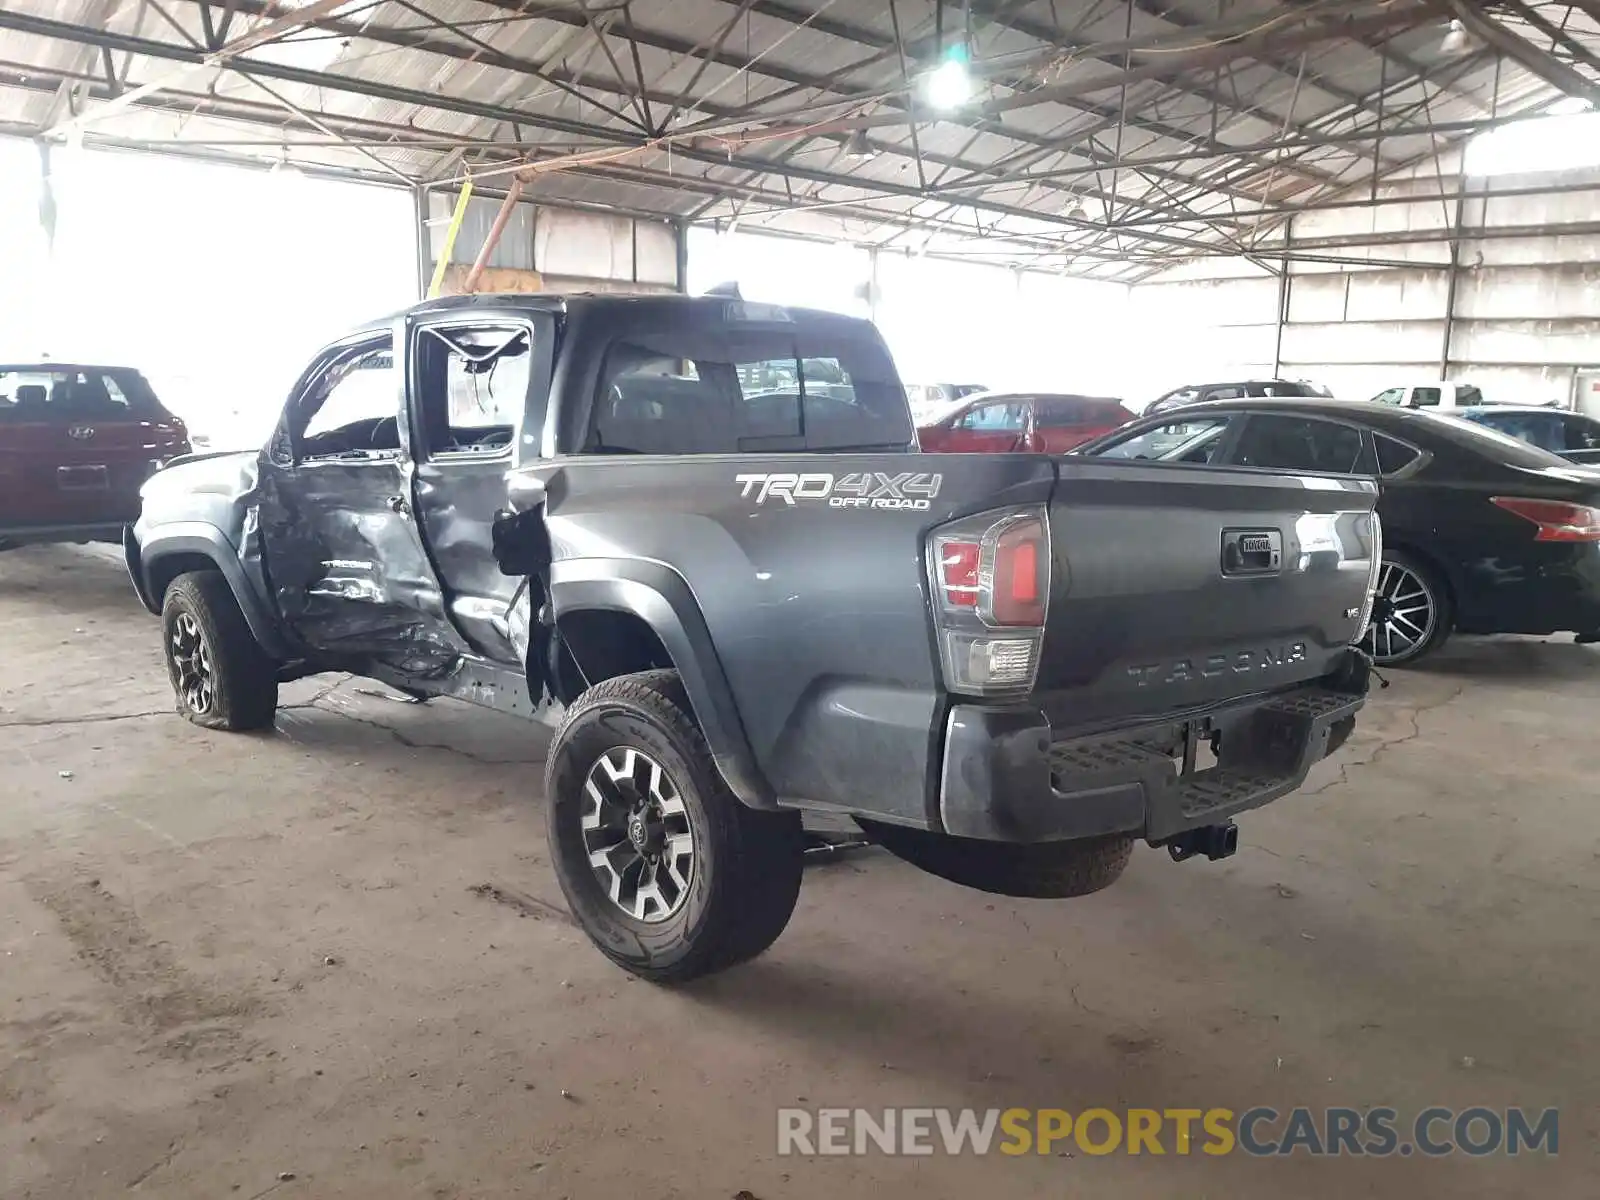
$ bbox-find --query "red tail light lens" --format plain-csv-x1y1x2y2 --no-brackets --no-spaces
939,540,982,607
1490,496,1600,542
991,519,1046,626
926,506,1051,696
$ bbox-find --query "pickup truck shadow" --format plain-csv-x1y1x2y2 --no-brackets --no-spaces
270,683,876,853
680,870,1576,1130
0,543,147,619
685,941,1230,1111
272,681,550,768
1405,635,1600,682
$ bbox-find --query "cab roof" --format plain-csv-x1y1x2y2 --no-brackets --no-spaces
377,291,855,328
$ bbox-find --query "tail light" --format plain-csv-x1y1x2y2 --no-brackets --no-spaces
927,506,1049,696
1353,511,1384,642
1490,497,1600,542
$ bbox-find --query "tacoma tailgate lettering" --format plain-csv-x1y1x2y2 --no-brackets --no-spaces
1128,642,1308,688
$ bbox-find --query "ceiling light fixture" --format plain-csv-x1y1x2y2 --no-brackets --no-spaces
925,44,975,111
843,130,878,160
1440,18,1468,53
1066,200,1089,221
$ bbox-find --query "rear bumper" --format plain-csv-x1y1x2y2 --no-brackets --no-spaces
938,653,1368,844
1456,545,1600,636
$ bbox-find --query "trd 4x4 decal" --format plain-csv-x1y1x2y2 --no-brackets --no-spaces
735,471,943,511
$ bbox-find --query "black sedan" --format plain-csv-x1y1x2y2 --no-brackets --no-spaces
1077,399,1600,666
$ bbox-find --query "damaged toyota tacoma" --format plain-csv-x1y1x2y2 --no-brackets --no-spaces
127,293,1378,981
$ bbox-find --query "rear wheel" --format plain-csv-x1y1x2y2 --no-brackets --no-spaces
545,670,804,982
1363,550,1452,666
161,571,279,730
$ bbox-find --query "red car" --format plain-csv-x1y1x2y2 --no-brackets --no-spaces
0,363,190,550
916,391,1136,454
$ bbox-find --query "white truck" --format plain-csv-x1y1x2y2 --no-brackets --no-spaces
1369,382,1486,410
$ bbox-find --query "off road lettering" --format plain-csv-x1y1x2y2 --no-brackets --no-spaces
737,472,942,511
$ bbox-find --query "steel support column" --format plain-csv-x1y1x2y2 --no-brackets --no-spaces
34,139,57,254
412,184,433,301
1273,218,1293,377
868,246,880,323
674,219,690,294
1439,181,1467,378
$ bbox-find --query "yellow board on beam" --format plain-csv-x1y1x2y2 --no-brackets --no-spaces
426,177,474,300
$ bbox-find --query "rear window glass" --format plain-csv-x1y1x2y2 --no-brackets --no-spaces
1564,415,1600,452
1234,414,1367,474
1035,397,1131,427
1035,398,1086,427
1373,433,1422,474
957,400,1027,432
1416,412,1571,468
0,368,158,420
1473,411,1562,453
590,323,911,454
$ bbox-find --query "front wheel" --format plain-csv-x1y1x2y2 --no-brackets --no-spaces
161,571,280,730
544,670,804,983
1362,550,1452,666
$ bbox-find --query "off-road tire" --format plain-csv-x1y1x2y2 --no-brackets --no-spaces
858,820,1134,899
161,570,279,731
545,669,804,982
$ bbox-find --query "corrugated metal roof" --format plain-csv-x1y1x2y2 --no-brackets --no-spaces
0,0,1592,277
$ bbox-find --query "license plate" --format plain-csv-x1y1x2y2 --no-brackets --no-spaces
56,465,110,491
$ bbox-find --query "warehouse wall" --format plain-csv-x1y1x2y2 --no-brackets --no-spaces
424,189,680,296
0,139,418,449
685,226,1135,397
1129,162,1600,409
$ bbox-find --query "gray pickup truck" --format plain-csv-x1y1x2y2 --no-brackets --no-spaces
127,293,1378,981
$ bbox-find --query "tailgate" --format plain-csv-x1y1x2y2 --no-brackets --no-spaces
1036,459,1379,732
0,417,172,526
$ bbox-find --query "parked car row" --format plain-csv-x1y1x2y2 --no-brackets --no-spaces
899,371,1600,669
1073,399,1600,667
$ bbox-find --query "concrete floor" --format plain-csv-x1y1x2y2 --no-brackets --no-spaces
1,544,1595,1199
